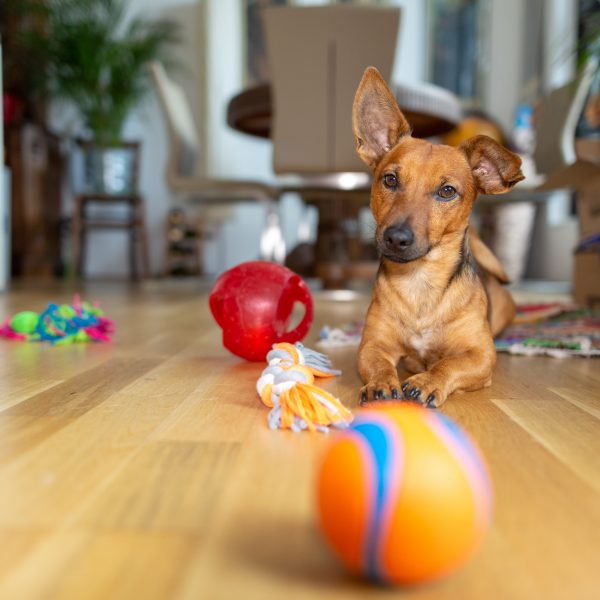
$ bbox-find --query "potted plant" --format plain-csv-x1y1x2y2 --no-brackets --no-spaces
9,0,180,194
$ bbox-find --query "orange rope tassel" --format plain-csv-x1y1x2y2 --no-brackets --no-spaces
256,344,353,433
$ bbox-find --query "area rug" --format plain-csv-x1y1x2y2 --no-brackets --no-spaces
495,304,600,358
318,304,600,358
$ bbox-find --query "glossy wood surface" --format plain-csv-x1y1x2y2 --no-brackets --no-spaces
0,281,598,599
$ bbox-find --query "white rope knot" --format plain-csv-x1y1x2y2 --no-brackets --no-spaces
257,344,352,433
266,342,341,376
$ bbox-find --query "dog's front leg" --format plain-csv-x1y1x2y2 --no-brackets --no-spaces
401,348,495,408
358,338,405,404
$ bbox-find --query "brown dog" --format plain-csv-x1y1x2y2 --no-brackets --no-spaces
353,67,523,407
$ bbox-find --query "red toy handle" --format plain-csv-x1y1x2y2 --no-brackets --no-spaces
208,293,224,325
278,279,314,344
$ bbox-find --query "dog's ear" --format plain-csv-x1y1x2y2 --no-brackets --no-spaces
460,135,524,194
352,67,411,169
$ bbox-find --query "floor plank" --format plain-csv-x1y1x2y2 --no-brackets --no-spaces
75,441,240,532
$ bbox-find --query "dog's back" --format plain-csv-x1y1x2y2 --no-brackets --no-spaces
469,227,517,336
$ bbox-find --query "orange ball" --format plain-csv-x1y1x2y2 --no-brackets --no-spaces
316,404,492,585
442,115,506,147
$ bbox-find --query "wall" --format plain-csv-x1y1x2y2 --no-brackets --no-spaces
543,0,578,91
479,0,577,132
482,0,527,132
391,0,427,85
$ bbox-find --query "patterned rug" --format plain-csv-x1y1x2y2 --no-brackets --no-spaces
495,304,600,358
317,304,600,358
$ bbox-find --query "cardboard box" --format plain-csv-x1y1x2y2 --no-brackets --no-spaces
573,248,600,308
536,159,600,192
535,159,600,236
575,138,600,165
534,156,600,305
577,188,600,237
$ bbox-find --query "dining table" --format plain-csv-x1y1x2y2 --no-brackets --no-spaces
227,81,462,140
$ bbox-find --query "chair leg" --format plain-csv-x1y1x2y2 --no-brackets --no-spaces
137,199,151,278
72,197,86,278
71,198,81,278
129,204,138,281
194,241,203,276
79,224,86,278
190,216,210,276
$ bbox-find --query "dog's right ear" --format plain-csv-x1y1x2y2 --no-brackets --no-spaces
460,135,524,194
352,67,411,169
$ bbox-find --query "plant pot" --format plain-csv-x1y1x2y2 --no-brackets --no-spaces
81,143,139,195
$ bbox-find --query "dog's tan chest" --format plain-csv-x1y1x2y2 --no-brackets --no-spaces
407,328,434,358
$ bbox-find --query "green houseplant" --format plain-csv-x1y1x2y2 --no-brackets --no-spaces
12,0,180,192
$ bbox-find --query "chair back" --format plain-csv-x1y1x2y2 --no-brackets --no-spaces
149,62,200,183
263,5,400,175
534,58,597,175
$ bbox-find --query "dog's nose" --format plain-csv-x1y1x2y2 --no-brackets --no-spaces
383,224,414,252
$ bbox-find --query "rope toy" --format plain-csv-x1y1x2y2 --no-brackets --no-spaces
256,342,353,433
0,295,114,345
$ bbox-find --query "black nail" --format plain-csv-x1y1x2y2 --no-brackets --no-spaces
401,382,409,392
360,390,367,404
409,388,421,400
375,389,384,400
426,393,436,407
391,388,399,399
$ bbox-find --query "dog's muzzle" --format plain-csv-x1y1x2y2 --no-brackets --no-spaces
379,224,429,263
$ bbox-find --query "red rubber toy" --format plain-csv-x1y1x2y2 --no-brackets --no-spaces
209,261,314,361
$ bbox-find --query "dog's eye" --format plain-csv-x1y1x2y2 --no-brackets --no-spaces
383,173,398,189
437,185,457,200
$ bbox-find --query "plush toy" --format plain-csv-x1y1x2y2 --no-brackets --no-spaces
0,295,114,345
256,342,353,432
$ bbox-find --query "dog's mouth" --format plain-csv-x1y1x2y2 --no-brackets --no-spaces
380,246,431,264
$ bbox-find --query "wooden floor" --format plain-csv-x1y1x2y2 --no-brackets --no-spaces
0,280,599,600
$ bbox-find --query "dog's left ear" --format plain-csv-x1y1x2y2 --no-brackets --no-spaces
460,135,524,194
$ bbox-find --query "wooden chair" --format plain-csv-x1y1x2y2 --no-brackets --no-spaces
71,140,150,280
148,62,285,265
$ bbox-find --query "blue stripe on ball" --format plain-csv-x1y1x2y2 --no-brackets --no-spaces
352,417,403,582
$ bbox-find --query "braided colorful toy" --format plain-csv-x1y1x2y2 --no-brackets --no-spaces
256,342,353,433
0,295,114,345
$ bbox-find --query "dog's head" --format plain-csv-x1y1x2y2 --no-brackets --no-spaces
352,67,524,264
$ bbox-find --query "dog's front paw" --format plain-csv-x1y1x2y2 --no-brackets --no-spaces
359,379,402,405
401,374,446,408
